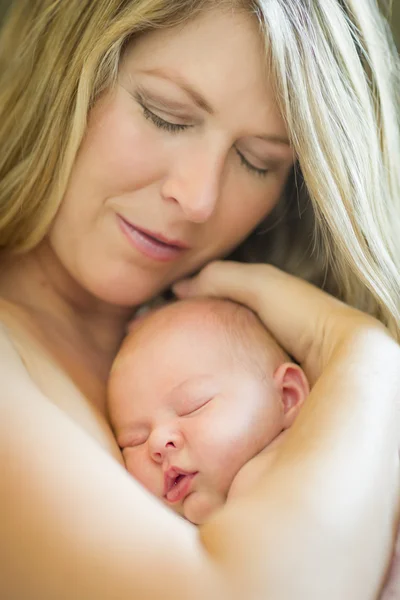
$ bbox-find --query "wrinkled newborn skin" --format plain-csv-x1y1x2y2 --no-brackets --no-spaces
108,299,308,525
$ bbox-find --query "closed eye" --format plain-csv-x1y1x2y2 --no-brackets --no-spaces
135,91,269,178
118,430,149,449
143,105,190,133
121,440,146,449
135,93,192,133
236,149,269,178
181,397,213,417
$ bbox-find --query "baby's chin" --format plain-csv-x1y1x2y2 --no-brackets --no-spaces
183,490,225,526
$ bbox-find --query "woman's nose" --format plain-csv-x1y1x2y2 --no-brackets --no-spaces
161,143,225,223
148,428,184,465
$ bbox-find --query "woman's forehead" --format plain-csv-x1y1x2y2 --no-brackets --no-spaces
120,8,287,138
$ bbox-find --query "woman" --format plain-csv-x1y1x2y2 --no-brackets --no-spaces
0,1,399,598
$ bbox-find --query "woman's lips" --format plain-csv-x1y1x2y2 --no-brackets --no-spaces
117,215,189,263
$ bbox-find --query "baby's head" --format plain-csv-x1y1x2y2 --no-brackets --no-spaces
108,298,308,525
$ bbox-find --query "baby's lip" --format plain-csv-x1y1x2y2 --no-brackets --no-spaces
163,467,198,503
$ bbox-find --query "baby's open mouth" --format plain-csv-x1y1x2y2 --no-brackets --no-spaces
163,468,198,504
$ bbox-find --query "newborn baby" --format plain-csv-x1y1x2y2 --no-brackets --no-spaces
108,298,309,525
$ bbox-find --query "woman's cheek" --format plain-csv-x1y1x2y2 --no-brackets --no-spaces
86,90,168,195
221,166,292,237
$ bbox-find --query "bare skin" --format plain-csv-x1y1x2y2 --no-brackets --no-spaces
0,294,123,461
2,260,400,600
1,8,399,600
0,7,293,429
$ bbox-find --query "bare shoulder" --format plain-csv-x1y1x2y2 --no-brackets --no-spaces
0,319,39,387
0,302,123,460
0,320,220,600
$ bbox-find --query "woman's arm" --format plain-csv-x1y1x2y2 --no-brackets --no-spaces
175,261,400,598
0,328,220,600
201,328,399,600
2,262,400,600
381,530,400,599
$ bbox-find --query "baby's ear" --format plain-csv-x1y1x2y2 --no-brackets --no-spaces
273,363,309,429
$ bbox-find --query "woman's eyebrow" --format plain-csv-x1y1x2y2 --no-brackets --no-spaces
136,67,292,148
136,67,214,115
255,133,291,147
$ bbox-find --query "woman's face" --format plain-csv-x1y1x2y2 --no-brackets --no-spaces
50,8,294,306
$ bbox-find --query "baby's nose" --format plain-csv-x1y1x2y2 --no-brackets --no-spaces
149,429,183,464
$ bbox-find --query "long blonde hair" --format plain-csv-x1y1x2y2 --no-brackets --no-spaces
0,0,399,336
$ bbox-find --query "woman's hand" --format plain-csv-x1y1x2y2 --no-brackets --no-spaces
174,261,389,384
175,261,400,598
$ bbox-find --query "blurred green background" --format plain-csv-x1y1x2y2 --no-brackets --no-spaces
393,2,399,46
0,1,399,51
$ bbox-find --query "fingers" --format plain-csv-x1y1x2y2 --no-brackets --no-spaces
173,261,250,303
173,261,322,364
173,261,380,376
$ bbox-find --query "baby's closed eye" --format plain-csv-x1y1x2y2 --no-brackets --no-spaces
117,426,150,449
178,396,213,417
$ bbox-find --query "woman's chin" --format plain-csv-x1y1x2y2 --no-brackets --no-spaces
72,250,210,309
73,259,180,308
94,278,170,308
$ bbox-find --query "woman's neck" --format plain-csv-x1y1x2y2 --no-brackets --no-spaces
0,243,136,407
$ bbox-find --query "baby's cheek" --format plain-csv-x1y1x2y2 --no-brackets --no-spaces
198,411,260,473
123,449,159,493
183,489,225,525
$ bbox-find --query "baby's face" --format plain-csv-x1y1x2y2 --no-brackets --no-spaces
108,306,286,525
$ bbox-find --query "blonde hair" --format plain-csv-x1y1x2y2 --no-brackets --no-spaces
0,0,399,336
